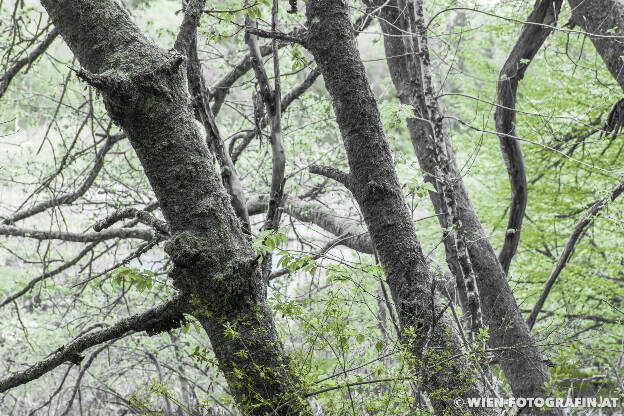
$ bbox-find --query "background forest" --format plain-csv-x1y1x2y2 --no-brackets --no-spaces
1,0,623,414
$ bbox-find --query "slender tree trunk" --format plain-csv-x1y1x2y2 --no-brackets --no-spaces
373,0,558,409
495,0,561,274
39,1,311,414
305,1,494,414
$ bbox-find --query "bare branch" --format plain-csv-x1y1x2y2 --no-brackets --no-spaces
210,43,275,116
1,134,124,225
0,27,58,99
210,26,308,116
0,242,99,309
0,225,155,242
249,194,373,254
229,12,372,164
230,67,321,164
309,164,352,190
527,180,624,330
0,295,187,393
245,27,305,45
245,18,275,111
245,10,287,280
93,207,169,235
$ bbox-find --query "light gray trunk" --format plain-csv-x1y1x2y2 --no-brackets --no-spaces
373,0,558,410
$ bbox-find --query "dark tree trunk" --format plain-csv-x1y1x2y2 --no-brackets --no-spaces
495,0,561,274
304,1,494,414
38,1,310,414
373,0,558,410
569,0,624,91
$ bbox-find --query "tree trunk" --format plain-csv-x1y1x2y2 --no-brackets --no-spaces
495,0,561,274
39,1,310,414
373,0,558,409
304,1,493,414
569,0,624,91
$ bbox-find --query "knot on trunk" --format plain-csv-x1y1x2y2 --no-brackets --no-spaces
165,232,260,311
74,52,186,125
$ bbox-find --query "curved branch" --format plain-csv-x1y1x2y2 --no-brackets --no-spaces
0,295,187,393
527,179,624,330
309,164,352,190
495,0,562,274
230,67,321,164
211,44,282,116
229,12,370,164
93,207,169,235
245,14,286,237
0,28,58,99
284,197,372,254
247,195,373,254
245,27,305,45
209,25,309,116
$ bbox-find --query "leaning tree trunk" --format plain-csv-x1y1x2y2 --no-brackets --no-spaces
304,1,494,414
38,1,311,414
569,0,624,91
372,0,559,410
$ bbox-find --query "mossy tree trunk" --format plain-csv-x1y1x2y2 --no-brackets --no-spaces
38,1,311,414
304,1,494,414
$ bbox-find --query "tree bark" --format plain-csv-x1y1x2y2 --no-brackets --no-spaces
495,0,562,274
373,0,558,408
569,0,624,91
38,1,310,414
304,1,493,414
175,0,250,232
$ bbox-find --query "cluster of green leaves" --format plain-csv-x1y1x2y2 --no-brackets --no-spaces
111,266,156,292
290,46,309,71
276,251,317,275
251,228,289,262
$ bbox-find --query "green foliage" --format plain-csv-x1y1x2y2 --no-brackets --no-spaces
379,101,415,132
251,228,289,262
290,45,309,71
111,266,156,292
3,0,624,414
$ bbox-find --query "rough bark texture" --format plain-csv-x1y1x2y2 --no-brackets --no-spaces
176,0,250,232
38,1,310,414
374,0,557,408
495,0,562,274
305,1,493,414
